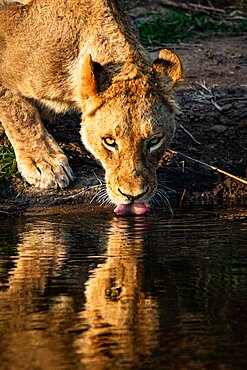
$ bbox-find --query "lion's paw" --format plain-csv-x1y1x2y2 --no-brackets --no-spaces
17,151,74,189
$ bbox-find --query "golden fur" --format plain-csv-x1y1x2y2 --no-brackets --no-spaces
0,0,182,205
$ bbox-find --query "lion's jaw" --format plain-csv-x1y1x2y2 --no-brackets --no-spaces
80,88,176,211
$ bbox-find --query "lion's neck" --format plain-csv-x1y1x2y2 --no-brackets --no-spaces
78,0,150,67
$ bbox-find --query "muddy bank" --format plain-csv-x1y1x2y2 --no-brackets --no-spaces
0,32,246,213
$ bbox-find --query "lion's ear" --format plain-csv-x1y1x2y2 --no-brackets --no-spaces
80,54,98,99
152,49,183,93
80,54,103,116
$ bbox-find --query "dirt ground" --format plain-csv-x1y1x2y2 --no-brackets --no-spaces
0,3,246,213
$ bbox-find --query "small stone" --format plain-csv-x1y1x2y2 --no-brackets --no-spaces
210,124,228,133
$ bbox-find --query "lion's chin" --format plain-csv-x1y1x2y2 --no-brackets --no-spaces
114,203,150,215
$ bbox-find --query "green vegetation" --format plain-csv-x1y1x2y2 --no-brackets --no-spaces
0,145,18,181
137,10,247,45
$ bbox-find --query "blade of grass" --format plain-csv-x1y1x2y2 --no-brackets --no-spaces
168,149,247,185
0,145,18,180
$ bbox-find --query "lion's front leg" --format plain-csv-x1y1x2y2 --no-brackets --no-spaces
0,91,74,189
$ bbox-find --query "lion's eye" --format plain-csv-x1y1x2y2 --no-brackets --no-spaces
103,137,117,150
150,137,160,146
147,136,163,150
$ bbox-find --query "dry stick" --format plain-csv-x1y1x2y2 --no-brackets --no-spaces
196,81,223,111
158,0,226,14
179,189,187,207
179,124,201,145
210,100,223,111
218,97,247,102
0,210,11,215
168,150,247,185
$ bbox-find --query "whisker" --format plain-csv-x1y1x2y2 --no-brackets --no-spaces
95,192,104,202
158,183,177,193
98,195,108,205
90,185,107,204
90,184,113,208
151,191,162,207
100,194,111,207
152,197,162,207
152,188,173,215
160,192,173,216
103,198,113,208
90,188,104,203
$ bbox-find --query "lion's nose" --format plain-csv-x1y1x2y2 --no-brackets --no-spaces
118,187,149,202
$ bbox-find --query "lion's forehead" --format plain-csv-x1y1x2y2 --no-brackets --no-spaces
112,119,152,139
107,74,163,107
110,107,170,141
97,77,174,141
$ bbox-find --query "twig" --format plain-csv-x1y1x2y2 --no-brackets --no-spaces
92,170,104,185
179,124,201,145
179,189,187,206
168,149,247,185
194,81,223,111
158,0,226,15
210,100,223,111
0,209,11,215
218,96,247,102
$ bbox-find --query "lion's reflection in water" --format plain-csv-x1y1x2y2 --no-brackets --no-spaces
0,219,75,369
0,215,161,369
1,209,246,369
75,217,159,369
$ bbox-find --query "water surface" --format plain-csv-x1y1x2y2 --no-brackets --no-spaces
0,205,246,369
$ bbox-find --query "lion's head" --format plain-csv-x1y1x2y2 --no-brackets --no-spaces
80,50,182,214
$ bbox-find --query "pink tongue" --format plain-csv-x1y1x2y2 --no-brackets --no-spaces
114,203,149,215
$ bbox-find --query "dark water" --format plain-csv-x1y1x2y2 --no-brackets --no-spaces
0,205,246,370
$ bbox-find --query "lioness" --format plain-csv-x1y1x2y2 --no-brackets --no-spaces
0,0,182,214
